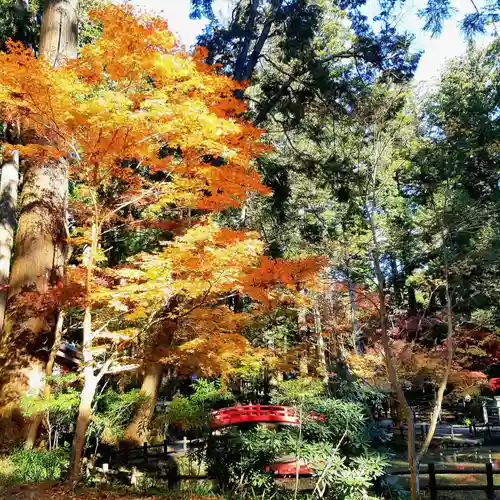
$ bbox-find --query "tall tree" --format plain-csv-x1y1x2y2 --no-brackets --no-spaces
192,0,418,125
0,144,19,332
0,0,78,442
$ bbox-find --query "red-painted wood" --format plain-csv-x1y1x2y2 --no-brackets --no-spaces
210,405,324,428
265,460,314,477
489,377,500,392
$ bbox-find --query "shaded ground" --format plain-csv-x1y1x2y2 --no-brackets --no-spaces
0,483,219,500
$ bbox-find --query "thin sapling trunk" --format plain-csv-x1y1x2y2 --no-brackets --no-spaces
69,219,99,483
369,210,418,500
418,210,454,460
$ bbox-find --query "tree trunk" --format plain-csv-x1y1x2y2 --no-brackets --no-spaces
418,223,454,460
69,374,97,483
347,276,361,353
0,0,76,442
369,210,418,500
298,305,309,377
313,299,328,385
0,150,19,334
124,362,163,444
0,159,68,421
39,0,78,66
242,0,282,81
407,286,417,314
68,219,98,483
233,0,259,82
25,310,65,449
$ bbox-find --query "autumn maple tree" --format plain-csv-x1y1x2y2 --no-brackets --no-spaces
0,4,325,480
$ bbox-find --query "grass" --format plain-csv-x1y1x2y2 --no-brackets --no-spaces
0,455,16,484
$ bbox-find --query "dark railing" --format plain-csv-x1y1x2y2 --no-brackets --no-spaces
391,462,499,500
104,440,302,479
109,440,170,466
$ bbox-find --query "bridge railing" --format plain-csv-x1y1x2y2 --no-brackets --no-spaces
211,405,324,428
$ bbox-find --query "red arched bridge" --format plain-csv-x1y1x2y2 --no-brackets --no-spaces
107,405,323,479
210,405,324,478
211,404,324,428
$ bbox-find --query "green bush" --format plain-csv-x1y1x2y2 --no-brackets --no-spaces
202,425,283,493
7,449,69,483
186,377,389,499
166,379,233,433
21,374,79,450
87,388,144,446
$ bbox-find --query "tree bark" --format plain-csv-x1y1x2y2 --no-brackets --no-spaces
242,0,282,81
25,310,65,449
347,276,361,353
298,305,309,376
39,0,78,66
233,0,259,82
0,0,76,441
69,374,97,483
313,299,328,385
0,159,68,414
417,219,454,460
68,219,98,483
369,210,418,500
124,362,163,444
0,150,19,334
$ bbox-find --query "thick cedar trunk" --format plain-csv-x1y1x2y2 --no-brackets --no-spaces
39,0,78,66
124,362,163,444
24,414,40,451
0,150,19,333
0,0,76,441
0,159,67,426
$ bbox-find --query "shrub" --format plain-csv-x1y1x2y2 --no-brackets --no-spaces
202,425,283,493
87,388,144,446
7,448,69,483
21,374,79,450
166,379,233,434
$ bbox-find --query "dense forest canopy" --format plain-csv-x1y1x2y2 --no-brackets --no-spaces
0,0,499,499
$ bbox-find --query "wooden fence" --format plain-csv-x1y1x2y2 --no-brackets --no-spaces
383,421,500,445
108,441,170,466
390,462,499,500
105,439,204,467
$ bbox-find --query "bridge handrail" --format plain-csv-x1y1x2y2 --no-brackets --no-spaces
211,404,324,428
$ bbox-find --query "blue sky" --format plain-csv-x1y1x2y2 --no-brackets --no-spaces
380,0,490,83
134,0,490,85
